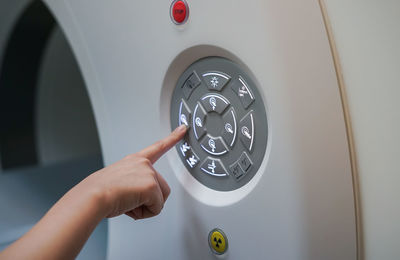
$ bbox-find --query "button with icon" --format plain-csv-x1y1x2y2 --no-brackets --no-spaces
230,161,245,180
185,151,199,169
192,103,207,140
200,135,228,156
202,71,231,91
221,108,237,147
200,157,228,177
178,99,191,127
208,228,228,255
239,111,255,152
200,94,229,114
231,76,255,109
238,152,252,172
182,71,201,99
178,140,200,169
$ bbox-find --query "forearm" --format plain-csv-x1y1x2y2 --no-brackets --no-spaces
0,180,107,260
0,126,186,259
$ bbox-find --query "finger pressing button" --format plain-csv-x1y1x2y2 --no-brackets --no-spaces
178,99,191,127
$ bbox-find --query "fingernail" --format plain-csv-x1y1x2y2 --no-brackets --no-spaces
176,124,188,133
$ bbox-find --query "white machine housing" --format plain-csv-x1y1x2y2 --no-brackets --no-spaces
0,0,399,259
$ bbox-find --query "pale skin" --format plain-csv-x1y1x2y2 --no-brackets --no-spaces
0,125,187,260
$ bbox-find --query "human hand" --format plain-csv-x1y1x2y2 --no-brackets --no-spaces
78,125,187,220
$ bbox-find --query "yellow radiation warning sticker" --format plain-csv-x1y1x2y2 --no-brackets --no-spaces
208,228,228,255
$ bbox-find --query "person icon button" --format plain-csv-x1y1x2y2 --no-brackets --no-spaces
192,103,207,140
200,135,228,156
239,111,255,152
221,108,237,147
200,94,229,114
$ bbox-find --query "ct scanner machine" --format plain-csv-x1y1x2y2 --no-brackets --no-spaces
0,0,399,259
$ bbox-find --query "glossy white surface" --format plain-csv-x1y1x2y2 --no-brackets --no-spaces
324,1,400,259
36,27,101,165
42,0,357,259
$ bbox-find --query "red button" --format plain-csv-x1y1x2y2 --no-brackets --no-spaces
171,1,187,24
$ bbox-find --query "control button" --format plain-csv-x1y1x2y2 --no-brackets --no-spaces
182,71,201,99
200,94,229,114
208,228,228,255
192,103,207,140
178,99,191,127
200,135,228,156
200,157,228,177
170,0,188,24
221,108,237,147
202,71,231,91
238,152,252,172
239,111,255,152
230,161,245,180
231,76,255,109
178,141,200,168
179,141,192,157
186,151,199,168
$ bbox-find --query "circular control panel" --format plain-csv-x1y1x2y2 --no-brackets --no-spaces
170,57,268,191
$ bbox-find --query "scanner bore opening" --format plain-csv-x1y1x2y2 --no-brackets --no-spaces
0,2,106,258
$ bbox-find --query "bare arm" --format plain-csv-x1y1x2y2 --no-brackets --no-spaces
0,125,187,260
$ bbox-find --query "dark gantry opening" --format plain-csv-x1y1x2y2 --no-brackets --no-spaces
0,1,56,168
0,1,106,258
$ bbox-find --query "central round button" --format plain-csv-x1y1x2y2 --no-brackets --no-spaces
205,112,224,137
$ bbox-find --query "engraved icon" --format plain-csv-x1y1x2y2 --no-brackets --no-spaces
208,160,216,174
186,78,195,89
210,97,217,110
238,85,248,97
225,123,234,134
210,76,219,88
180,114,188,126
208,139,216,152
241,126,252,139
180,142,191,156
195,117,203,127
186,155,198,168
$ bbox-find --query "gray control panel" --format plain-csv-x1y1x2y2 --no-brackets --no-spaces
170,57,268,191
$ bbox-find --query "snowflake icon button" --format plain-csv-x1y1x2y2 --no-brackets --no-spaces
202,71,231,91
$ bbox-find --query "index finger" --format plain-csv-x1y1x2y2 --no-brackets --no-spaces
137,125,187,163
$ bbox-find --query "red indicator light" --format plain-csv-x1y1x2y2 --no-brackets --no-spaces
171,0,188,24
